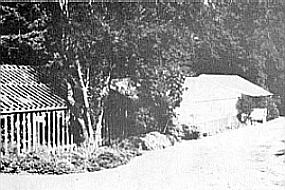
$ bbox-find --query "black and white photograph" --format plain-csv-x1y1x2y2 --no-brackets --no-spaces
0,1,284,189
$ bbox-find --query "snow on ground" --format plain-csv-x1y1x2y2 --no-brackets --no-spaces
1,117,284,190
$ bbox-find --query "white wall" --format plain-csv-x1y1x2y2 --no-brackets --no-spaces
176,97,239,134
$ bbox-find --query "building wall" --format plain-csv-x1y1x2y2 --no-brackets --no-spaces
0,109,72,155
176,97,239,135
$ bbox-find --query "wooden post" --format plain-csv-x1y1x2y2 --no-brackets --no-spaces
52,111,56,153
16,114,21,155
0,116,2,157
66,111,70,146
57,111,60,148
47,112,51,149
42,113,46,146
11,114,14,146
4,116,8,154
22,113,27,152
61,111,65,146
27,113,31,152
32,112,38,151
66,125,70,146
32,112,37,152
37,113,40,148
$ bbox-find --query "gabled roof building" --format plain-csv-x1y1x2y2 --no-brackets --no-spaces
1,65,66,113
176,74,272,136
0,65,72,155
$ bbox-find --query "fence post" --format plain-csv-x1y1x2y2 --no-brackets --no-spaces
53,111,56,154
32,112,37,152
37,113,40,149
22,113,27,153
27,112,31,152
71,134,74,146
61,111,65,146
57,111,60,148
32,112,37,151
66,111,70,146
11,114,14,146
42,112,46,146
4,116,8,154
47,112,51,149
16,113,21,155
0,116,2,157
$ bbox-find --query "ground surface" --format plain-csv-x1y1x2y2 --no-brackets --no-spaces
1,117,284,190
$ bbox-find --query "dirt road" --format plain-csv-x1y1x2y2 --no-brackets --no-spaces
1,117,284,190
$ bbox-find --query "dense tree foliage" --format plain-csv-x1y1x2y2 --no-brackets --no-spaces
0,3,48,65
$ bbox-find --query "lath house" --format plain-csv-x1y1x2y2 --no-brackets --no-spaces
175,74,273,136
0,64,73,155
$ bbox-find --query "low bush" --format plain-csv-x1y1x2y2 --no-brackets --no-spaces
1,132,180,175
116,131,178,151
181,124,200,140
1,145,138,174
1,153,20,173
267,98,280,121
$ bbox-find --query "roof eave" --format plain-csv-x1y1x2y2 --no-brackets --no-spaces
0,106,68,114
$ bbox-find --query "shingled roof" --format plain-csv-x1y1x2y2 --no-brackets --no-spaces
0,65,67,114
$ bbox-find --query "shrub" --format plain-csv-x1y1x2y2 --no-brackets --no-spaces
236,97,253,123
165,116,183,140
19,152,54,173
181,124,200,140
1,153,20,173
1,144,140,174
267,97,280,121
116,131,179,152
1,131,180,175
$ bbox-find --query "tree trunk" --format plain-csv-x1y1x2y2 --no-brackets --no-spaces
75,60,95,144
95,103,104,147
95,73,111,146
66,79,90,141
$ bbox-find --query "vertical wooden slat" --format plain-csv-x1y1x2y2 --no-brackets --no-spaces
11,114,14,145
57,111,60,147
37,113,40,148
61,111,65,146
27,112,31,152
52,111,56,153
71,134,74,145
32,112,37,151
22,113,27,152
0,116,2,157
42,113,46,146
47,112,51,149
16,113,20,155
4,116,8,154
66,111,70,146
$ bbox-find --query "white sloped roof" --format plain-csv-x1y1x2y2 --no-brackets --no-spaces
182,77,241,102
199,74,272,97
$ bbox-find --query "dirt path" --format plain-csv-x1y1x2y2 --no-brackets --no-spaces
1,117,284,190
